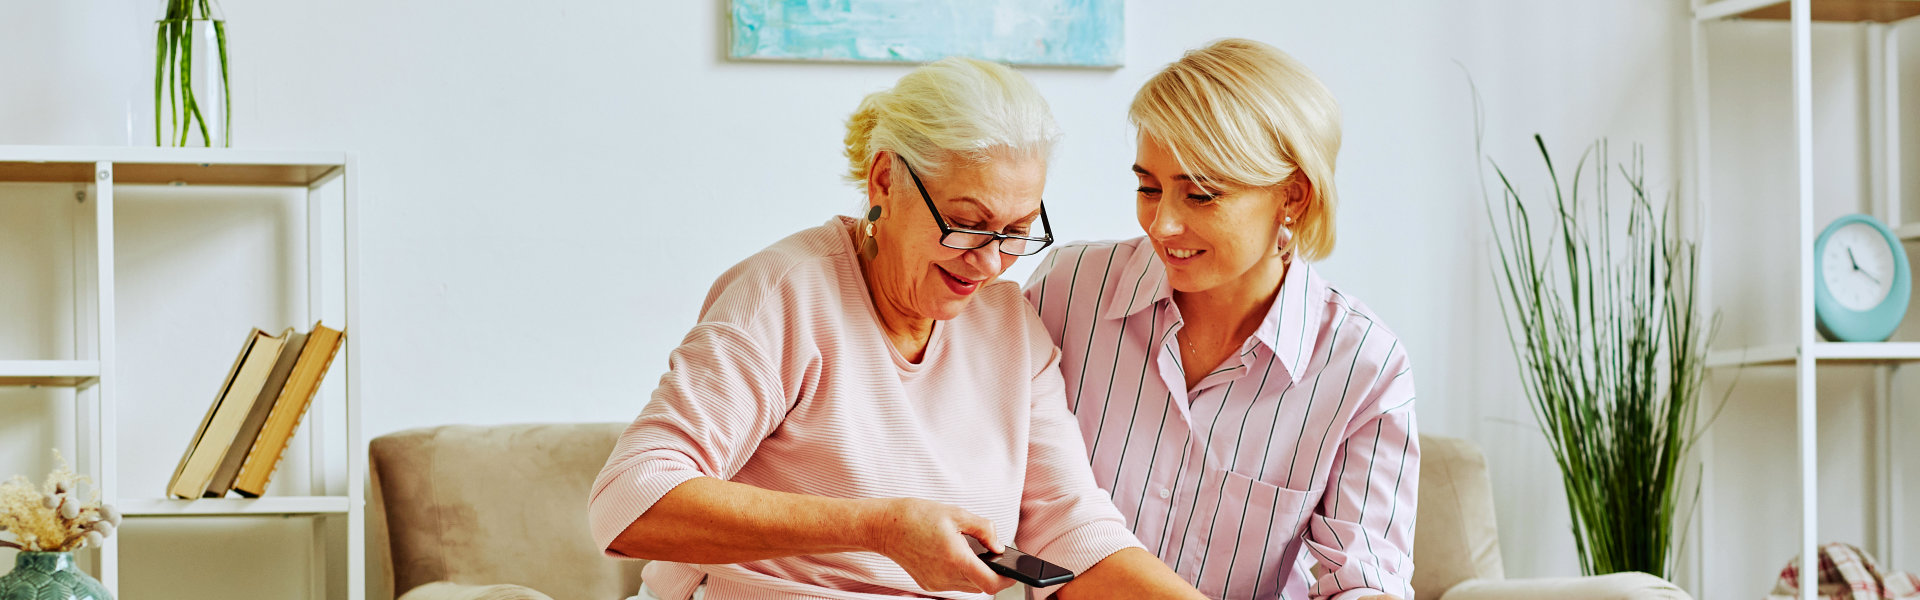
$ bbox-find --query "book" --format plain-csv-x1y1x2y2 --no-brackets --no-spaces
233,321,344,498
165,329,260,500
204,328,307,497
167,328,290,500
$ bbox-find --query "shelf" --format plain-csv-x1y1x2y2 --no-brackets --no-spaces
0,146,347,186
1897,222,1920,241
1696,0,1920,23
1706,342,1920,367
0,144,363,597
117,496,350,517
0,360,101,387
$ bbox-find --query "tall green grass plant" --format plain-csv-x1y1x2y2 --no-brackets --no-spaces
1484,134,1720,579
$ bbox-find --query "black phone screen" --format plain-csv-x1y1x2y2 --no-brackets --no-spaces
978,545,1076,588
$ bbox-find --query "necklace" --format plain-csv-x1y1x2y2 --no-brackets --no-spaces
1180,329,1207,355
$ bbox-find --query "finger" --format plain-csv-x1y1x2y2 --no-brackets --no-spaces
939,531,1005,593
959,556,1009,594
979,572,1016,594
954,511,1002,554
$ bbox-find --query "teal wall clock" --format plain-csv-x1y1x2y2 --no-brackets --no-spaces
1814,213,1912,342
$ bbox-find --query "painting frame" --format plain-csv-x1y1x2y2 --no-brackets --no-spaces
727,0,1125,69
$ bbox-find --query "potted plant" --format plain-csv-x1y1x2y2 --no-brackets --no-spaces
0,451,122,600
1484,135,1720,580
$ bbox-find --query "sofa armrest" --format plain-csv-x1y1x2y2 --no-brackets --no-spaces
1440,572,1691,600
396,582,557,600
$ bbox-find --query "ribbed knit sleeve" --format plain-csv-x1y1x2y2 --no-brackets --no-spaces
587,321,790,556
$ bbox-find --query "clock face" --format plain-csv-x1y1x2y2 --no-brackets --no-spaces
1820,221,1896,311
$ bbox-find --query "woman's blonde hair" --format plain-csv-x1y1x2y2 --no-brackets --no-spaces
1129,38,1342,261
844,57,1060,187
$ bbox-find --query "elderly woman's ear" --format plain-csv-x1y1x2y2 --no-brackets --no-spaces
866,151,896,207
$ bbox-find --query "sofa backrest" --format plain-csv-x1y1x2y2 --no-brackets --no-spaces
370,422,644,600
1411,434,1506,598
369,425,1504,600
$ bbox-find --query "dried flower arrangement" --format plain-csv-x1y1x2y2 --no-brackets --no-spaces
0,451,121,552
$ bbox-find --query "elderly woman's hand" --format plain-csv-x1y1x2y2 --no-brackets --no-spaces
859,497,1015,595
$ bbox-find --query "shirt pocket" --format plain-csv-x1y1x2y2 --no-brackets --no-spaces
1185,468,1317,600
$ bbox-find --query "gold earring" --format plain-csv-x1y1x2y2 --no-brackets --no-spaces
860,205,882,261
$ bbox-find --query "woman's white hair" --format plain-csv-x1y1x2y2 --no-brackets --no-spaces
844,57,1061,186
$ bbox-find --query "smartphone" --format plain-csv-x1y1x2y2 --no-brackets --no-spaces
967,537,1076,588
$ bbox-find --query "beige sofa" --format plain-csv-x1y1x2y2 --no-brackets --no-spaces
368,423,1690,600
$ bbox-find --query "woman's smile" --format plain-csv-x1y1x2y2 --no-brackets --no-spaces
1161,245,1206,265
936,264,982,296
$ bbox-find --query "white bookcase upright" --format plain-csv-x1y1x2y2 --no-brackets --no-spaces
0,146,362,599
1690,2,1916,600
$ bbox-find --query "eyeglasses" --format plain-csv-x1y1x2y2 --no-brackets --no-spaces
900,158,1053,257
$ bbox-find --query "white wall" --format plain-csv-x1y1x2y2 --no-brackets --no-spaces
0,0,1703,598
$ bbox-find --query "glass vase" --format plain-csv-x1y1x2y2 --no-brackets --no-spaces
154,9,230,147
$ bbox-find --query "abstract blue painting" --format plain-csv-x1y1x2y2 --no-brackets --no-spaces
729,0,1124,68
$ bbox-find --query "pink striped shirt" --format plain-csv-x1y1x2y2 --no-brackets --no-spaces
588,217,1144,600
1023,238,1419,600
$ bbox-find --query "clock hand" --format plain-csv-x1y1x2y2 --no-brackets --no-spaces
1848,247,1862,271
1860,269,1882,286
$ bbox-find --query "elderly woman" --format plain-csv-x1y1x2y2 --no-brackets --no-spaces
588,58,1202,600
1025,39,1418,600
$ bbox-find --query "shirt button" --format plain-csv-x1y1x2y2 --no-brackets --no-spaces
1158,487,1172,499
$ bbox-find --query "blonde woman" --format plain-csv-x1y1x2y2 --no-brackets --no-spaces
588,57,1202,600
1026,39,1418,600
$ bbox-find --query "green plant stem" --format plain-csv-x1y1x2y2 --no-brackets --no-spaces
175,18,195,146
152,24,167,146
165,21,180,143
211,18,229,147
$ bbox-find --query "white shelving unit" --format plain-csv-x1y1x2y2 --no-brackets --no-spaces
0,146,362,599
1706,341,1920,367
1690,2,1915,599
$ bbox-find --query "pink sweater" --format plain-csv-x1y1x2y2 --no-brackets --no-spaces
588,217,1143,600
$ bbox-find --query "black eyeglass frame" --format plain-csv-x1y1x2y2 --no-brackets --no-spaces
899,158,1054,257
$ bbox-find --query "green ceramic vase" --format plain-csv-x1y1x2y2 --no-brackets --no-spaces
0,552,111,600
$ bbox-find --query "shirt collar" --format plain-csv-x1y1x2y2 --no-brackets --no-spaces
1100,239,1172,321
1253,257,1327,384
1100,239,1327,384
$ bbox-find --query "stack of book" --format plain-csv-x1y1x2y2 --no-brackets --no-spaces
166,321,345,499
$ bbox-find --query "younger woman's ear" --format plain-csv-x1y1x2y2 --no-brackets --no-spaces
1279,175,1312,224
